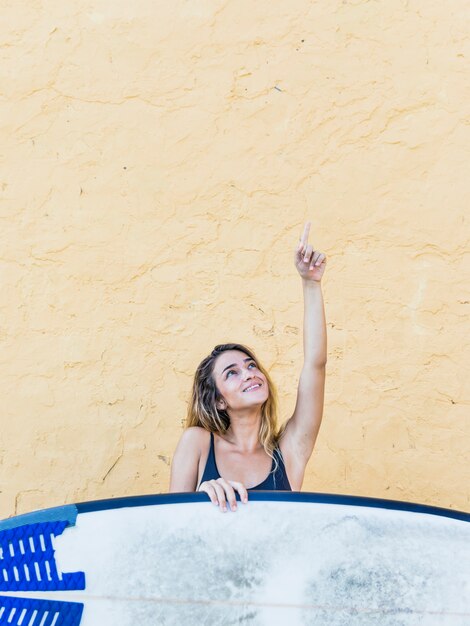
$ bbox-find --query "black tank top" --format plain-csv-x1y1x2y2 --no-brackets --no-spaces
198,432,292,491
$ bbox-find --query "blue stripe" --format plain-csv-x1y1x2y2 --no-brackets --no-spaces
74,491,470,522
0,506,77,532
0,595,83,625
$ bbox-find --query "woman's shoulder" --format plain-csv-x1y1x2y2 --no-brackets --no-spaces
184,425,210,438
170,427,212,492
171,427,210,468
180,426,211,450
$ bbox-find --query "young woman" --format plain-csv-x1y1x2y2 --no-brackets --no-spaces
169,222,327,512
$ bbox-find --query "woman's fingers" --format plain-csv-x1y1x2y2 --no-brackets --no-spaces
199,479,248,512
211,481,227,510
297,221,311,254
199,480,228,510
303,244,314,264
310,251,322,269
216,478,238,512
314,253,326,268
301,222,311,249
294,221,326,280
228,480,249,504
198,481,219,506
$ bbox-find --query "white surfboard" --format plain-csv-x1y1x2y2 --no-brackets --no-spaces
1,492,469,625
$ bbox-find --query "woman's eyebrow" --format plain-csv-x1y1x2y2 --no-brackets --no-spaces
221,358,253,375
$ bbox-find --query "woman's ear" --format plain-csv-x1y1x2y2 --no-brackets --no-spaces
216,397,226,410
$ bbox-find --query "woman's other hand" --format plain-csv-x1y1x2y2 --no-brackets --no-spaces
198,478,248,512
295,221,327,282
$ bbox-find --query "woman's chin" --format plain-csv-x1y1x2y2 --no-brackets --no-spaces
242,392,269,406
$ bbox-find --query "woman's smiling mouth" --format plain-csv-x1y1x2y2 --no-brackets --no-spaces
243,383,262,392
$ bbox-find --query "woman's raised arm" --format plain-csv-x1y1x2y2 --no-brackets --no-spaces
281,222,327,466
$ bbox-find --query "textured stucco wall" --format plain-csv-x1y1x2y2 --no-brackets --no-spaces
1,1,469,518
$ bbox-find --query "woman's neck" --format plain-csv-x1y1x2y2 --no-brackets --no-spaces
223,409,262,452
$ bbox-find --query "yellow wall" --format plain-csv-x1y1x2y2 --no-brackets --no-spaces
1,1,468,517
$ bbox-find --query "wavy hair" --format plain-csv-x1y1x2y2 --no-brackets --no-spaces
186,343,287,476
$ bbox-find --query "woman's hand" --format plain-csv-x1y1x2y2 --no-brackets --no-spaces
198,478,248,512
295,221,326,282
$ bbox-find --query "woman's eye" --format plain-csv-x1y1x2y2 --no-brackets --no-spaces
227,370,236,378
248,362,256,368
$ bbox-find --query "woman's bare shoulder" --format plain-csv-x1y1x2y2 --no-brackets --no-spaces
170,427,211,492
178,426,210,452
184,425,209,439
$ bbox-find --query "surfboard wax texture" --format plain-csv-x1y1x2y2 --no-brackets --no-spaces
0,0,468,517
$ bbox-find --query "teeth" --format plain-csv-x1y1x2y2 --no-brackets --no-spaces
244,384,260,392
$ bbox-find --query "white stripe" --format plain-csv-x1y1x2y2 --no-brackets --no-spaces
34,562,41,581
28,610,38,626
50,613,60,626
17,608,28,626
38,612,49,626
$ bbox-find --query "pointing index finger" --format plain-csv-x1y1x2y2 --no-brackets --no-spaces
300,221,311,249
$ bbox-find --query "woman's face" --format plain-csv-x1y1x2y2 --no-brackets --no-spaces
212,350,269,412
